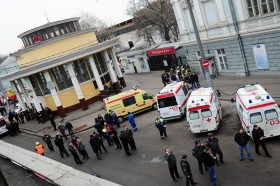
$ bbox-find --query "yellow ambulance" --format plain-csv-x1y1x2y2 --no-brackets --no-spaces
103,88,157,122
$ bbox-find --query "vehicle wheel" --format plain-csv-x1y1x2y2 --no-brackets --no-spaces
152,103,157,110
118,117,124,123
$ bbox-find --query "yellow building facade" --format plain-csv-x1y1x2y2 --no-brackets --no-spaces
1,17,126,117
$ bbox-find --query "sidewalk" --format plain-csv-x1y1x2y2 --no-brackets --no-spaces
18,71,280,137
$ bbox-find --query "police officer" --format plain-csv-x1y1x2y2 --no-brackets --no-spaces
42,132,54,151
54,134,70,158
192,140,207,175
206,133,224,165
65,121,74,136
58,123,68,140
252,124,271,158
180,154,197,186
68,142,83,164
155,115,167,139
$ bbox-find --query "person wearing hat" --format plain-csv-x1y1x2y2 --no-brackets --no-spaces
65,121,74,136
42,132,54,151
234,128,253,161
180,154,197,186
192,140,207,175
35,142,45,156
164,148,181,182
54,133,70,158
155,115,167,140
206,133,224,165
252,125,271,157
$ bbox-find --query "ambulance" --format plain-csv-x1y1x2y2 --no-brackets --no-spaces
157,81,191,120
236,83,280,138
187,87,222,133
103,88,157,122
0,116,8,136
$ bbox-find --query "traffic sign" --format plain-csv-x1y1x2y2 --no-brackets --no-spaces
202,60,209,68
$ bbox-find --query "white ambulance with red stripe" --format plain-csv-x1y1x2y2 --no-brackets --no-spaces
157,81,191,120
236,83,280,138
187,87,222,133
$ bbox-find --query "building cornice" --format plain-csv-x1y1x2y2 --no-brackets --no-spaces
0,38,119,82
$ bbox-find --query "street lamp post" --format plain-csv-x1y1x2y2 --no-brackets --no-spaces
186,0,213,88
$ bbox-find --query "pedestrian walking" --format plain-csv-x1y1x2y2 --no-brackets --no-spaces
234,128,253,161
119,131,131,156
201,147,221,186
252,125,271,157
89,134,102,160
35,142,45,156
65,121,74,136
155,115,167,140
93,131,108,154
192,140,208,175
109,127,122,150
206,133,224,165
58,123,68,139
123,125,136,151
42,132,54,151
77,138,89,160
180,154,198,186
192,72,200,88
164,148,181,182
68,142,83,164
128,112,137,131
54,134,70,158
49,115,57,131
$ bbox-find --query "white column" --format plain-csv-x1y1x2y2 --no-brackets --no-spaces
104,50,117,83
193,0,205,27
66,63,84,100
88,56,104,91
43,71,62,107
24,77,42,112
109,48,123,78
11,81,26,111
17,79,29,108
215,0,226,22
172,0,186,34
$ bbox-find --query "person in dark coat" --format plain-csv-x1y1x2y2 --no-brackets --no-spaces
234,128,253,161
11,120,21,134
42,132,54,151
119,131,131,156
104,112,113,126
94,118,104,138
180,154,197,186
68,142,83,164
6,122,15,136
109,127,122,150
49,115,57,131
155,115,167,139
89,134,102,160
77,138,89,160
58,123,68,140
192,140,207,175
170,73,177,81
65,121,74,136
54,134,70,158
188,75,196,89
111,112,120,128
206,133,224,165
14,112,21,124
123,125,136,151
201,147,220,186
252,125,271,157
8,110,14,122
164,148,181,182
93,131,108,154
161,73,168,86
45,107,52,118
97,114,104,125
19,111,25,123
192,72,200,88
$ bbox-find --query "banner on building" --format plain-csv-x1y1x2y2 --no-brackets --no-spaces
252,44,270,70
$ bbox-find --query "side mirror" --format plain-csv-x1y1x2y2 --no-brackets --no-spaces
230,98,236,103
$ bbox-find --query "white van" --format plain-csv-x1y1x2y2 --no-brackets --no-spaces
157,81,191,120
0,116,8,135
236,83,280,138
187,87,222,133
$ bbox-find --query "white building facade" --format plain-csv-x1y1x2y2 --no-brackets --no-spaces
172,0,280,76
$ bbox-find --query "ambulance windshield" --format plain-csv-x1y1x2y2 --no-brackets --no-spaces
189,111,200,120
201,109,212,118
158,96,177,108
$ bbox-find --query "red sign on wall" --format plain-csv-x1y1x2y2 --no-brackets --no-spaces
147,47,176,56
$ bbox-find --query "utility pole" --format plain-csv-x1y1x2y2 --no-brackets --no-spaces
186,0,213,88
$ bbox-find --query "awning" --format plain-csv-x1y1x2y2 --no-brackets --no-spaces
147,47,176,56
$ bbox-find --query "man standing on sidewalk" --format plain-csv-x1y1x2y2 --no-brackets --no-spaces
234,128,253,161
252,125,271,158
164,148,181,182
180,154,197,186
42,132,54,151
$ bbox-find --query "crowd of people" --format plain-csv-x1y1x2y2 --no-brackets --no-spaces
161,65,200,89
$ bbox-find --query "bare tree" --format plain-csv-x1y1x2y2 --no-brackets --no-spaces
79,12,112,42
127,0,179,43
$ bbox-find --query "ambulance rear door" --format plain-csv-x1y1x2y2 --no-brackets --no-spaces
264,107,280,137
157,94,181,119
200,108,217,132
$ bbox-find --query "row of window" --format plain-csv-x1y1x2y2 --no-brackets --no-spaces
189,109,212,120
29,53,109,96
122,93,153,107
250,109,278,124
22,21,80,47
247,0,280,17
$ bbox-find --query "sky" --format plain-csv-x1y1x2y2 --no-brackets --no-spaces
0,0,132,55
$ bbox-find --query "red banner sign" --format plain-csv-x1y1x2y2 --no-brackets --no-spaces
147,47,176,56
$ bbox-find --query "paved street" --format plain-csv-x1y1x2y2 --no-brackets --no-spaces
1,72,280,186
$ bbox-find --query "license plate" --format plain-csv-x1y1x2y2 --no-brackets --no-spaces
161,113,169,116
200,129,208,132
192,125,201,128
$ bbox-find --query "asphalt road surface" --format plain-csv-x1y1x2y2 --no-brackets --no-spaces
2,100,280,186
